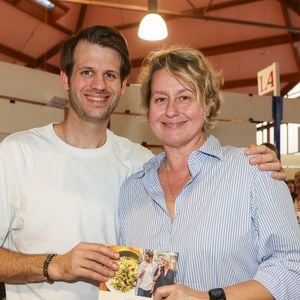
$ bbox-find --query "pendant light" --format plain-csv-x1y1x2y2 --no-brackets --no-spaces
138,0,168,41
34,0,55,9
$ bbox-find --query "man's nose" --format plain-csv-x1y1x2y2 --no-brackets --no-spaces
91,75,106,90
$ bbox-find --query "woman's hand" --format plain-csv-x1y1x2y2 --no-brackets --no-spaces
153,284,208,300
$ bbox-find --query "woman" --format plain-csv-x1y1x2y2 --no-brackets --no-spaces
119,46,300,300
153,256,176,293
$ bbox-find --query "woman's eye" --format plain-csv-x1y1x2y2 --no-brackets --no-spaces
178,96,191,103
155,97,167,104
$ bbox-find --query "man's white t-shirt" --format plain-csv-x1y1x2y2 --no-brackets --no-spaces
0,124,153,300
137,261,158,291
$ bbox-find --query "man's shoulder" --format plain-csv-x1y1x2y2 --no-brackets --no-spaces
109,130,141,147
108,130,153,158
0,124,50,148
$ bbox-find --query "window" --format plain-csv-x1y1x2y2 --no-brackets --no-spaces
256,83,300,154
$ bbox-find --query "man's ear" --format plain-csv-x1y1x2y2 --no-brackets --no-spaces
120,77,128,95
60,71,69,91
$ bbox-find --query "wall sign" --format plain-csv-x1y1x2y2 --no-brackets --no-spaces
257,62,280,96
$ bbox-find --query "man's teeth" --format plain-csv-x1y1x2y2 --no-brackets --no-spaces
87,95,107,101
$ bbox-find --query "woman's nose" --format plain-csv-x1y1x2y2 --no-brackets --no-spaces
165,99,179,117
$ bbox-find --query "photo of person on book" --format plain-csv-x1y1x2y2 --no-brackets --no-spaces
153,256,176,294
99,247,177,299
118,46,300,300
136,250,158,298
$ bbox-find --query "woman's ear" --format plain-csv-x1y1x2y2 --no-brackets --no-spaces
60,71,69,91
205,100,213,116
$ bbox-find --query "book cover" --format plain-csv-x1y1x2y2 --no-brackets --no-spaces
99,245,178,300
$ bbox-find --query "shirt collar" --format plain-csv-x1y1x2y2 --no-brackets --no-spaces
132,135,223,179
193,135,223,160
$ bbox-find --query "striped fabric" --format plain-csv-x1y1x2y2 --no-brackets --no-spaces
119,135,300,299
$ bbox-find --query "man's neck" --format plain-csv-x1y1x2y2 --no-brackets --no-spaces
54,119,108,149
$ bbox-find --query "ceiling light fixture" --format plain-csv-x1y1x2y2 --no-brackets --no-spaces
138,0,168,41
34,0,55,9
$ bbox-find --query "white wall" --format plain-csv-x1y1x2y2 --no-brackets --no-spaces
0,61,67,105
0,99,64,134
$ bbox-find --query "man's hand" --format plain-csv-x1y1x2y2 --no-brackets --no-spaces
153,284,208,300
244,144,285,180
48,242,119,282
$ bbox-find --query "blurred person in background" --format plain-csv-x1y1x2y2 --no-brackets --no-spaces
293,170,300,223
287,179,296,200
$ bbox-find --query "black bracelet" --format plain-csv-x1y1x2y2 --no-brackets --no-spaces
43,254,57,283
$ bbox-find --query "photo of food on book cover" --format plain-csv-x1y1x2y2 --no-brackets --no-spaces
98,245,178,300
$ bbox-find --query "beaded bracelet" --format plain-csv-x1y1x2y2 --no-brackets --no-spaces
43,254,57,283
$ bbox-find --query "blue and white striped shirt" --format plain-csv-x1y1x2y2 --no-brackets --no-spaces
119,135,300,299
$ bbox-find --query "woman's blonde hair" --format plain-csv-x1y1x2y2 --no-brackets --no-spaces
138,46,223,130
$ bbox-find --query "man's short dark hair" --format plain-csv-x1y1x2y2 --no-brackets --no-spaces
145,250,154,258
60,25,131,82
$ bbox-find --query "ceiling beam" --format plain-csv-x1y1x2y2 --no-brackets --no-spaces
76,4,87,31
279,1,300,96
37,63,60,74
223,72,300,89
33,43,63,68
0,43,35,65
0,42,60,73
281,82,298,96
202,34,300,56
115,0,263,31
189,0,263,14
280,2,300,70
32,4,87,68
61,0,262,13
131,33,300,68
4,0,69,21
2,30,300,88
5,0,73,35
277,0,300,16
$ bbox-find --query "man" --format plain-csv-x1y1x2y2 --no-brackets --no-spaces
0,25,283,300
136,250,158,297
0,25,152,300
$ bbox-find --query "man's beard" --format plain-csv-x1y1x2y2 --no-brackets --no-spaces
68,89,120,124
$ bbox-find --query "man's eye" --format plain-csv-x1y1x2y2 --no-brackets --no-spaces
105,72,118,80
81,70,93,76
